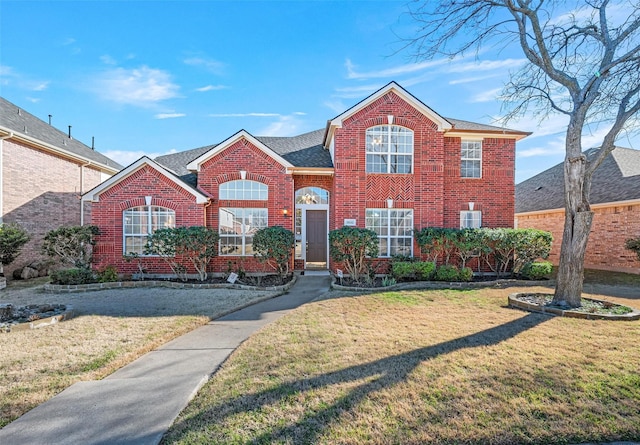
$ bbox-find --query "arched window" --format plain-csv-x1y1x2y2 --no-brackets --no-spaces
365,125,413,174
295,187,329,205
219,180,268,200
123,206,175,255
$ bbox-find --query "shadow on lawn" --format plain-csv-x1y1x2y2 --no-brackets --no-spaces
164,312,549,444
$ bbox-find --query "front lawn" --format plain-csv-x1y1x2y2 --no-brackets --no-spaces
163,285,640,445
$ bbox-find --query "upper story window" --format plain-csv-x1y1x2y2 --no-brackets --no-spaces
219,180,267,200
366,125,413,174
123,206,175,255
461,140,482,178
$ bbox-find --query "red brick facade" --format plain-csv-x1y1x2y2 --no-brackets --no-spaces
87,84,525,275
516,203,640,274
2,139,105,277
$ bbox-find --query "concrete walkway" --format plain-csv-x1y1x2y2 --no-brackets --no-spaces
0,275,331,445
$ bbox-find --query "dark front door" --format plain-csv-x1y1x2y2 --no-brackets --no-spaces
306,210,327,263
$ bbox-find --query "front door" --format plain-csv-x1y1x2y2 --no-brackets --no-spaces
306,210,327,264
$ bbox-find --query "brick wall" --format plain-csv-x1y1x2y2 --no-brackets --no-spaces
516,203,640,274
2,139,104,277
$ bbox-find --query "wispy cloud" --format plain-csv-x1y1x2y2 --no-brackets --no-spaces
209,112,281,118
333,83,385,99
92,66,180,106
258,114,307,137
195,84,229,92
100,55,118,65
445,58,526,73
155,113,186,119
449,73,503,85
470,88,503,103
184,57,226,75
0,65,50,92
346,58,449,80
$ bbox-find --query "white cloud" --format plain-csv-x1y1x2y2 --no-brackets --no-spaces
155,113,186,119
345,58,448,80
449,73,502,85
470,88,502,103
333,83,384,99
323,99,347,114
258,115,306,137
184,57,226,75
195,84,229,92
0,65,50,92
100,55,117,65
93,66,180,106
445,58,526,73
101,148,178,167
209,112,281,118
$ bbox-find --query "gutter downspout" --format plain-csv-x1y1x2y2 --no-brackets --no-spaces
80,162,91,226
0,132,14,224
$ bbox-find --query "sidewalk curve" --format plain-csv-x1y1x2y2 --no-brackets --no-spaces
0,275,331,445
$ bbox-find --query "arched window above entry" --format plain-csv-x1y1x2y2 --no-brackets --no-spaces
295,187,329,205
219,180,268,200
365,125,413,174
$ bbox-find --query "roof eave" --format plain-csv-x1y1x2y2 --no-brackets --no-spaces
444,129,532,141
289,167,334,176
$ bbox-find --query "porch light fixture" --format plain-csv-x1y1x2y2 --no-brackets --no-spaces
387,198,394,209
283,208,290,217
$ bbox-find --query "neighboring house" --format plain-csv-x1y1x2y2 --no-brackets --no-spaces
83,82,529,275
515,146,640,274
0,97,122,278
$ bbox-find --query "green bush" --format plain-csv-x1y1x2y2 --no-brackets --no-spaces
253,226,295,281
434,265,460,282
390,261,415,280
50,268,96,285
459,266,473,282
329,226,378,283
0,223,30,275
625,237,640,261
520,261,553,280
97,265,119,283
42,225,99,269
414,261,436,280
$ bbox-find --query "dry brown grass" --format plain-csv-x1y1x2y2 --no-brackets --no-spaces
0,283,281,428
163,285,640,445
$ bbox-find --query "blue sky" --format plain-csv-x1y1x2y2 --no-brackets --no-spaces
1,1,637,183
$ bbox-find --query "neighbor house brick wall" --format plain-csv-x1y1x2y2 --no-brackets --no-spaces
516,203,640,274
89,165,206,275
2,139,104,277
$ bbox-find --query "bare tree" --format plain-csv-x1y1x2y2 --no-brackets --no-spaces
404,0,640,307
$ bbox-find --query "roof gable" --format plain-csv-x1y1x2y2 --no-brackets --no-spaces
324,82,452,147
185,130,295,172
82,156,209,204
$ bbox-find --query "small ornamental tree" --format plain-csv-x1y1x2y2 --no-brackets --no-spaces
512,229,553,276
453,228,483,269
253,226,295,283
145,227,187,281
0,223,30,276
329,226,378,283
180,226,219,281
415,227,458,265
625,237,640,261
42,225,99,269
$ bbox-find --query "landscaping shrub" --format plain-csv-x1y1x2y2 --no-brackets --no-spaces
390,261,415,280
434,264,460,282
50,268,96,285
459,266,473,282
42,225,99,269
179,226,219,281
625,237,640,261
520,261,553,280
253,226,295,282
0,223,30,276
329,226,378,283
415,261,436,280
512,229,553,275
97,265,119,283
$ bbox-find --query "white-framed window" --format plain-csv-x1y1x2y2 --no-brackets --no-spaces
123,206,175,255
219,208,268,256
460,211,482,228
219,180,267,200
366,125,413,174
461,140,482,178
365,208,413,257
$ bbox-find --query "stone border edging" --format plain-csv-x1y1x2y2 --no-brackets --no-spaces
508,293,640,321
5,306,76,332
44,275,298,294
331,276,553,292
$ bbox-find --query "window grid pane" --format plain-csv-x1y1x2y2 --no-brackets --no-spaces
461,141,482,178
123,206,175,255
219,180,268,200
219,208,268,256
366,209,413,257
366,125,413,174
460,211,482,229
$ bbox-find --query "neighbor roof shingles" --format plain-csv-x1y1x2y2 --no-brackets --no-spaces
0,97,123,171
516,146,640,213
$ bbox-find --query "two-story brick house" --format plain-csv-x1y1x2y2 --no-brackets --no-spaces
83,82,529,275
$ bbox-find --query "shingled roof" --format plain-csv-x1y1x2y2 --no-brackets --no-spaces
0,97,123,172
516,146,640,213
155,129,330,187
